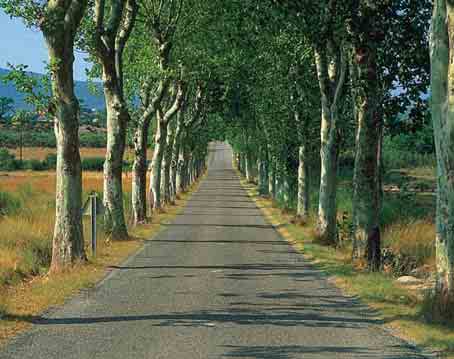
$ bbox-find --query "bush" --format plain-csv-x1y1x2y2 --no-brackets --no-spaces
1,128,107,148
82,157,105,171
44,154,57,169
80,133,107,148
25,159,47,171
19,237,52,276
0,191,22,216
383,132,436,170
0,148,21,171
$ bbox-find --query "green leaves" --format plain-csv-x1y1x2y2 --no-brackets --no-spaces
2,64,52,115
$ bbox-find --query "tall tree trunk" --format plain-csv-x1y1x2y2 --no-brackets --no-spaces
176,132,186,194
149,81,184,210
170,113,183,202
297,145,310,220
102,80,129,239
245,150,254,182
131,114,151,225
350,4,383,271
92,0,137,240
429,0,454,321
43,0,88,272
150,119,167,211
269,159,276,199
161,124,176,205
258,149,269,196
182,145,191,190
314,45,346,245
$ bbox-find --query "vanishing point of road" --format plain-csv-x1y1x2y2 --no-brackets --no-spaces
0,143,429,358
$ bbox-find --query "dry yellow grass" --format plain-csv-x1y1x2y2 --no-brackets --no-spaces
0,170,138,194
8,147,153,161
384,219,436,267
0,169,203,346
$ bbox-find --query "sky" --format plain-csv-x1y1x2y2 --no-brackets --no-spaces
0,10,90,81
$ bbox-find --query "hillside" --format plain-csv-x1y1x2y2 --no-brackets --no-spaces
0,68,105,111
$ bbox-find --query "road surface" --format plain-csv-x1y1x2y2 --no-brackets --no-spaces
0,143,429,358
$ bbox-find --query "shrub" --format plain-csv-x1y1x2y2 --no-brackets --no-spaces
25,159,47,171
0,148,21,171
80,133,107,148
82,157,105,171
44,153,57,169
0,191,22,216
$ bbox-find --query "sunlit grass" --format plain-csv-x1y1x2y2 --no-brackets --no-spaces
239,171,454,358
0,168,203,346
8,147,153,161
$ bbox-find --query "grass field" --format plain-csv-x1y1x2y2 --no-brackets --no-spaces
7,147,153,161
0,166,202,345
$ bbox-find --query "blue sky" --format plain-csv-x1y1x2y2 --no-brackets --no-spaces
0,10,90,81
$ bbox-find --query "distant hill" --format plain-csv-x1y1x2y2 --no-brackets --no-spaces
0,68,105,111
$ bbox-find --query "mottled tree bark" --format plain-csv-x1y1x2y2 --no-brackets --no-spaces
150,117,167,211
245,150,254,183
102,81,129,239
314,44,346,245
161,123,176,205
176,131,186,193
170,111,184,202
131,80,167,225
258,148,269,196
149,82,184,211
268,159,277,199
350,2,384,271
297,145,310,220
92,0,137,240
42,0,88,272
429,0,454,321
131,116,149,225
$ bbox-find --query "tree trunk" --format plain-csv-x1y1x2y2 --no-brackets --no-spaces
350,6,383,271
102,80,129,239
314,46,346,245
149,119,167,211
176,133,186,194
43,1,88,272
170,115,183,202
245,150,254,182
429,0,454,321
131,115,150,225
182,145,191,190
297,145,310,220
269,159,276,199
258,151,269,196
161,124,175,205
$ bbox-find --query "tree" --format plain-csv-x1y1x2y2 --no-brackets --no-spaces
428,0,454,321
349,1,386,271
1,0,88,271
10,110,33,163
0,97,14,121
82,0,138,239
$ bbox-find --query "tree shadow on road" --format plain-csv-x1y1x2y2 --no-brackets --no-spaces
221,344,425,359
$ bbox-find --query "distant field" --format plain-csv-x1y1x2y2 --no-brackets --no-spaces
7,147,153,161
0,170,137,194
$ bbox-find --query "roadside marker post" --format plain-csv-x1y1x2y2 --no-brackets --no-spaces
90,194,97,256
82,193,104,257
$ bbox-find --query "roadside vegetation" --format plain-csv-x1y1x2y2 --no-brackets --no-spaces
0,169,203,344
1,0,454,354
239,167,454,357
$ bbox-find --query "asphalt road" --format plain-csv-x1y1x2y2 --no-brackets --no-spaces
0,142,429,358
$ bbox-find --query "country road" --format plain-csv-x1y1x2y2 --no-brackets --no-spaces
0,143,428,358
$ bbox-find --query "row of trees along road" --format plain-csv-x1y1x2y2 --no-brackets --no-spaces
1,0,454,320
